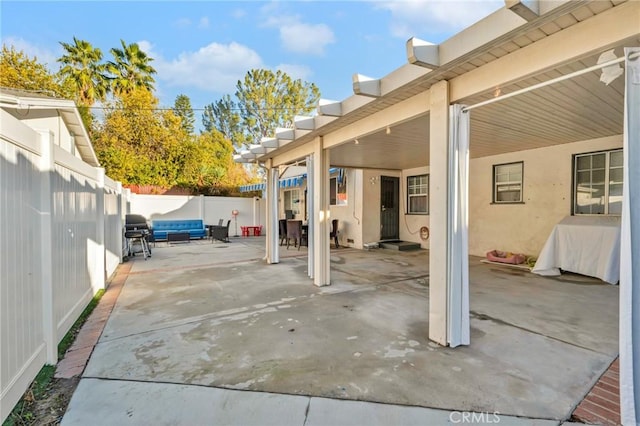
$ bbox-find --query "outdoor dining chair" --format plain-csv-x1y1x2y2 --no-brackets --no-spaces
286,220,306,250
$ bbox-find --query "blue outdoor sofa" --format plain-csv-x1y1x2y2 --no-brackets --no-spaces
151,219,207,241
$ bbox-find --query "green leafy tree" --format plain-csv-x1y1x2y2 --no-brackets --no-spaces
199,69,318,183
202,94,244,146
107,39,156,96
178,129,252,194
173,94,195,135
0,45,69,97
93,87,186,185
58,37,109,107
233,69,320,150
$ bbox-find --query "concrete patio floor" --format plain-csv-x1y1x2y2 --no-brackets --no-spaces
62,237,618,425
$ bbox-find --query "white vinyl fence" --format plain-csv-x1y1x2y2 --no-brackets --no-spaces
129,193,266,235
0,113,126,422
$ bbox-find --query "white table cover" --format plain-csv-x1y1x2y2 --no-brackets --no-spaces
532,215,621,284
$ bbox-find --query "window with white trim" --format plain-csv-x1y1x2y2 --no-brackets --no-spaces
493,162,523,203
574,149,623,215
407,174,429,214
284,189,300,214
330,175,347,206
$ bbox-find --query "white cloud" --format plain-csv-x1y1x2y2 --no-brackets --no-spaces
137,40,154,55
276,63,313,81
150,41,264,94
280,22,335,56
375,0,503,40
231,8,246,19
173,17,192,28
198,17,210,29
262,11,335,56
2,36,60,70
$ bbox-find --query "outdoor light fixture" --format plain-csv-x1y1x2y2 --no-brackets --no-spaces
386,126,391,135
354,139,359,145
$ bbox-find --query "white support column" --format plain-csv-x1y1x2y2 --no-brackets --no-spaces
620,46,640,426
266,164,280,264
253,196,260,227
428,81,450,346
312,137,330,286
447,104,470,347
38,130,56,364
95,167,106,292
306,155,315,279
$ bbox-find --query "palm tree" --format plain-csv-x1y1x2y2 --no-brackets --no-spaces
107,40,156,96
58,37,108,106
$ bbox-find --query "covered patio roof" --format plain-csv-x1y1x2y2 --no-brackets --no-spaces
235,0,636,170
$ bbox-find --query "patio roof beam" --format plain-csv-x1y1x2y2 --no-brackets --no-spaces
407,38,440,69
294,115,316,131
450,0,639,103
505,0,539,22
240,150,258,160
317,99,342,116
249,144,270,155
260,137,279,149
275,127,295,141
353,74,381,97
233,154,252,163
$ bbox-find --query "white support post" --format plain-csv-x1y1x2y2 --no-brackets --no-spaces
95,167,106,292
447,104,470,347
38,130,56,364
266,164,280,264
312,137,330,286
428,81,450,346
620,46,640,426
306,155,314,279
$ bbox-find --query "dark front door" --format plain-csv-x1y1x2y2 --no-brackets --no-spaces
380,176,399,240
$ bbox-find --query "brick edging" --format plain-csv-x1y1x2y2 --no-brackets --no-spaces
54,262,132,379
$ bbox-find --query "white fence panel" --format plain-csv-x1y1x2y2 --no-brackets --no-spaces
51,153,98,342
128,194,267,233
104,177,123,278
1,112,126,422
129,194,201,221
202,196,266,234
0,122,47,422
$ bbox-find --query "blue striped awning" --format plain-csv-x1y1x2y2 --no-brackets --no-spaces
239,168,342,192
239,176,305,192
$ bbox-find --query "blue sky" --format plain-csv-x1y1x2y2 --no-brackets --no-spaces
2,1,501,121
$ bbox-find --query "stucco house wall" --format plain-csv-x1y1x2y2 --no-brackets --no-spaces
361,169,401,247
467,134,622,258
391,135,623,257
19,111,78,158
399,166,431,249
329,169,362,248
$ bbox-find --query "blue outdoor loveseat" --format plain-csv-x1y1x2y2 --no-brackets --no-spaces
152,219,206,241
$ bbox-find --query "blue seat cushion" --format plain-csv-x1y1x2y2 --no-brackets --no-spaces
152,219,206,240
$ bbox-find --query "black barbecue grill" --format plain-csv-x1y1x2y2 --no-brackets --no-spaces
124,214,151,260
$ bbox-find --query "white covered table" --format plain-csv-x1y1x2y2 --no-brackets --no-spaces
532,215,621,284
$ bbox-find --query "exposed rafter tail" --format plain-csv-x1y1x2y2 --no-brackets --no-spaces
318,99,342,117
505,0,539,22
406,37,440,69
352,74,381,97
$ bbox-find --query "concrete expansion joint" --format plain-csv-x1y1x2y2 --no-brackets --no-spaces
469,311,610,356
127,257,267,275
302,397,311,425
